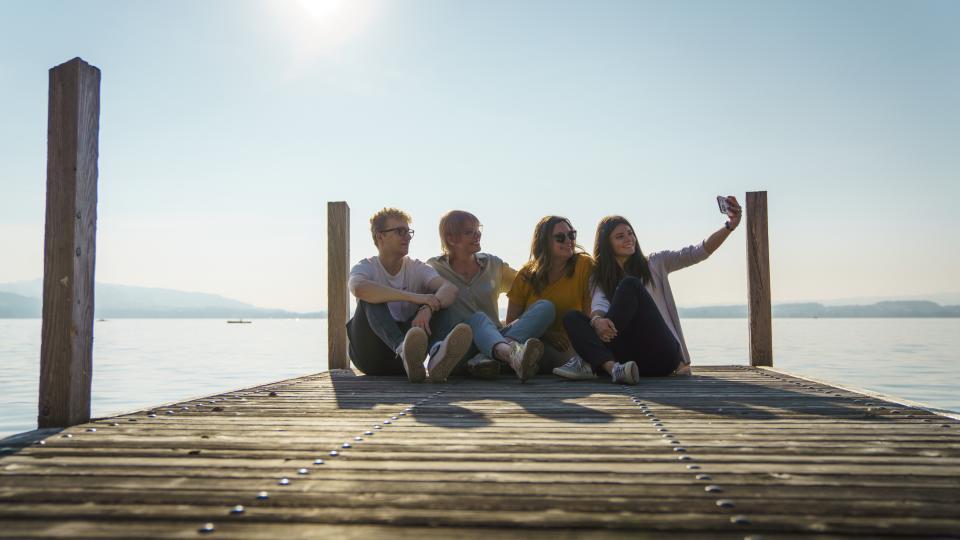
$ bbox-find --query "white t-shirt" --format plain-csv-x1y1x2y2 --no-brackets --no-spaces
348,256,440,322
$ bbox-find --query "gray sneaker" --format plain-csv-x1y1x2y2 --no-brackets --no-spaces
552,355,597,380
611,361,640,385
399,327,427,383
508,338,543,383
427,323,473,382
466,353,500,379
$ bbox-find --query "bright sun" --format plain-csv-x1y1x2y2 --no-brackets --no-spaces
297,0,346,20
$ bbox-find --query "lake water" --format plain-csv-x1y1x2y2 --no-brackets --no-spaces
2,318,958,437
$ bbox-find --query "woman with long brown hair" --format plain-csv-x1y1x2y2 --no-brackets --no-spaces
558,197,742,384
506,216,595,371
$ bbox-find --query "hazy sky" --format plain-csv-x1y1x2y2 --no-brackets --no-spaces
1,0,958,312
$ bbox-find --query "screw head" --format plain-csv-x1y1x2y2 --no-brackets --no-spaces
686,464,700,470
730,515,751,525
364,431,373,436
383,420,392,425
329,450,339,457
342,443,352,449
278,478,290,486
256,491,269,500
354,437,363,441
314,459,324,465
298,468,309,475
86,428,97,432
62,434,73,438
705,485,723,493
231,505,245,514
716,499,735,508
696,474,712,480
677,455,692,461
672,447,687,452
199,523,215,533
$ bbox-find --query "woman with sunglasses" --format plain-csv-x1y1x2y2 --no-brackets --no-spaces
506,216,595,371
557,196,742,384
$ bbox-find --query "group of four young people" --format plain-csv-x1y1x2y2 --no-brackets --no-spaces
346,197,742,384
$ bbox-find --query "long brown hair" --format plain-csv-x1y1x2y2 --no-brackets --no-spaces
518,215,586,295
592,215,652,300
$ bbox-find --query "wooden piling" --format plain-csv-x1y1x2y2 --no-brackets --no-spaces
327,202,350,369
38,58,101,428
746,190,772,366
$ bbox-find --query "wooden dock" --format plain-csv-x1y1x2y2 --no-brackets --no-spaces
2,366,958,538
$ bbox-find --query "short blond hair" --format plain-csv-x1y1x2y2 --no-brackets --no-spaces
438,210,479,254
370,207,412,247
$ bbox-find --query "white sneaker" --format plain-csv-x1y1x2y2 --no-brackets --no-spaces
552,355,597,380
399,327,427,383
611,361,639,385
427,323,473,382
507,338,543,382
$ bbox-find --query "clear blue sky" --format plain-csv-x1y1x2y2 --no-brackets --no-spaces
1,0,958,311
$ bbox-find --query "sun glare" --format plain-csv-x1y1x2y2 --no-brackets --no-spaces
297,0,345,20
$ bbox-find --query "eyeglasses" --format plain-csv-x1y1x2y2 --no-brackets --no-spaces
379,227,414,238
553,230,577,243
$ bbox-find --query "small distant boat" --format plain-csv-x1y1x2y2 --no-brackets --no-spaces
227,319,252,324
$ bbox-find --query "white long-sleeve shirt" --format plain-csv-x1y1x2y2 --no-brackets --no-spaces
591,241,710,368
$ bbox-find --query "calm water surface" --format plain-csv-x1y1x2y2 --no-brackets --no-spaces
2,318,958,437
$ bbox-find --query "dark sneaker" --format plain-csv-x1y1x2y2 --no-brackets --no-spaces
427,323,472,382
466,353,500,379
399,327,428,383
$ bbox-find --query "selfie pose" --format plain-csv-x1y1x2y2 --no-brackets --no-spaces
507,216,595,371
557,196,742,384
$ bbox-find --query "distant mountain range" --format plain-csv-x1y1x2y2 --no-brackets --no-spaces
679,301,960,318
0,280,324,319
2,279,958,319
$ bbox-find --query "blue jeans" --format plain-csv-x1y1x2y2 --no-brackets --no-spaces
467,300,555,358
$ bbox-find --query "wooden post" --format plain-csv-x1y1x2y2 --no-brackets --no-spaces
746,191,773,367
327,202,350,370
39,58,101,428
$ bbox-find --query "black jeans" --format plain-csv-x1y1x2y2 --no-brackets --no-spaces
563,277,682,377
347,301,411,376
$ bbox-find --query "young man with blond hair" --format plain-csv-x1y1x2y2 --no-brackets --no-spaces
347,208,472,382
427,210,552,382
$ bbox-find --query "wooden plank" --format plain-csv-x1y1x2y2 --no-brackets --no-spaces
745,191,772,367
4,366,959,537
327,201,350,370
38,57,101,428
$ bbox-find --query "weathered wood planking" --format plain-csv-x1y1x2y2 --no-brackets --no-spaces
39,57,101,428
2,366,958,538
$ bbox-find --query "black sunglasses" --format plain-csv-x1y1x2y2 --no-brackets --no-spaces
553,230,577,243
379,227,414,238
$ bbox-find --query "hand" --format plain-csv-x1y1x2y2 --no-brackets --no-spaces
542,330,570,352
592,317,617,342
723,195,742,230
411,306,432,337
418,293,441,312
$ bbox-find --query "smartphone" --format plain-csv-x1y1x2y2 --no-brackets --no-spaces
717,196,730,215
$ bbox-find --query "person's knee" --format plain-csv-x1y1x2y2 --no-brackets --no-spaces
620,276,644,291
562,309,587,329
467,311,489,326
528,299,556,320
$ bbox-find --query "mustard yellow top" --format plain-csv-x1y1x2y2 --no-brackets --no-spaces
507,253,595,335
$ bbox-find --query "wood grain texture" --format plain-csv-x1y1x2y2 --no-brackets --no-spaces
38,57,100,428
746,191,772,367
2,366,959,537
327,201,350,370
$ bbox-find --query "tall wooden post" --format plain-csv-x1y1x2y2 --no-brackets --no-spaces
39,58,101,428
327,202,350,370
746,191,772,367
